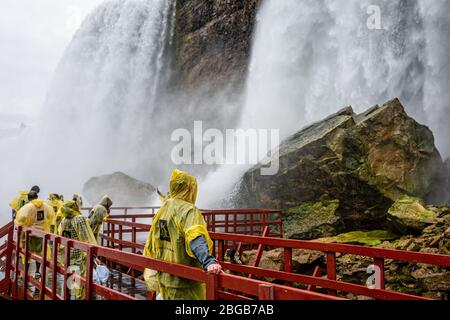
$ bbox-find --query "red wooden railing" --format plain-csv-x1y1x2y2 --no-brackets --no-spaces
2,208,450,301
100,214,450,300
0,223,341,300
100,208,283,253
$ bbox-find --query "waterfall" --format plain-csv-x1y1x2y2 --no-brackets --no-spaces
199,0,450,208
0,0,175,214
243,0,450,156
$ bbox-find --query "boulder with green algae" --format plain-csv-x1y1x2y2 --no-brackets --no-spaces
318,230,398,246
227,99,446,231
283,200,343,240
387,195,438,235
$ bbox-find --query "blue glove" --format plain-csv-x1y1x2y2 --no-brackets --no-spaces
189,235,218,270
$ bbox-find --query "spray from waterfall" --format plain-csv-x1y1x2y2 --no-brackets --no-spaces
0,0,175,218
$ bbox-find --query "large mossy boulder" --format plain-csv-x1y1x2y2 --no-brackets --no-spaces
387,195,438,235
83,172,156,207
228,98,445,231
283,200,343,240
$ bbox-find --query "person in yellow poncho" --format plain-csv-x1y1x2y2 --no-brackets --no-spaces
48,193,64,234
15,191,55,279
58,200,97,300
9,185,40,219
143,169,222,300
88,195,113,242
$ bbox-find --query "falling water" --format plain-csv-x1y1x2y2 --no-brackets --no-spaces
200,0,450,208
0,0,175,216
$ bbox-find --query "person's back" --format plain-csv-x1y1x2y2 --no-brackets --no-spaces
15,194,55,234
58,201,97,300
10,186,41,219
48,194,64,233
15,191,55,266
151,198,204,291
58,201,97,245
88,195,113,241
144,169,221,300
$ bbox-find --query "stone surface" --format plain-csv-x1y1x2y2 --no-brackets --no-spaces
387,195,438,235
83,172,156,207
228,99,445,231
173,0,261,91
283,200,343,240
445,157,450,203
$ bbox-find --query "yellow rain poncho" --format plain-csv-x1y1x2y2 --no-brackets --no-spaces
15,199,55,253
48,194,64,234
9,191,29,211
88,195,112,242
143,169,213,300
58,201,97,300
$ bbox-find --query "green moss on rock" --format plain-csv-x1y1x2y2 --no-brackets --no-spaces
283,200,343,240
387,195,438,235
318,230,398,246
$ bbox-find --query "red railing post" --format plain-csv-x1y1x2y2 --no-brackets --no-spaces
23,230,30,300
218,240,225,262
4,225,14,296
13,226,22,299
39,234,49,300
225,213,229,234
131,218,137,254
51,237,60,300
326,252,337,296
111,223,116,250
106,222,111,248
283,247,293,287
119,225,123,251
63,240,72,300
85,247,95,300
205,273,219,300
284,248,292,273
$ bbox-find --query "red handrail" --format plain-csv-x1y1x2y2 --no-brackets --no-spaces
99,217,449,300
2,225,343,300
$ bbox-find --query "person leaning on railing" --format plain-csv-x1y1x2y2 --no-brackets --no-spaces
143,169,222,300
14,190,55,279
57,200,97,300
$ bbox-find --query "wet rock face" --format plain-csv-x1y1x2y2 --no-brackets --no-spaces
229,99,445,231
445,158,450,202
283,200,343,240
173,0,261,90
83,172,156,207
387,196,438,235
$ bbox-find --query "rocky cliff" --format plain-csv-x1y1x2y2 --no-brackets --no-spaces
173,0,261,91
227,99,447,232
83,172,156,207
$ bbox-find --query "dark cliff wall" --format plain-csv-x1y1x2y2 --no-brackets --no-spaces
173,0,261,91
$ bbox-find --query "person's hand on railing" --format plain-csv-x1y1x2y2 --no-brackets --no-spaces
207,263,223,275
